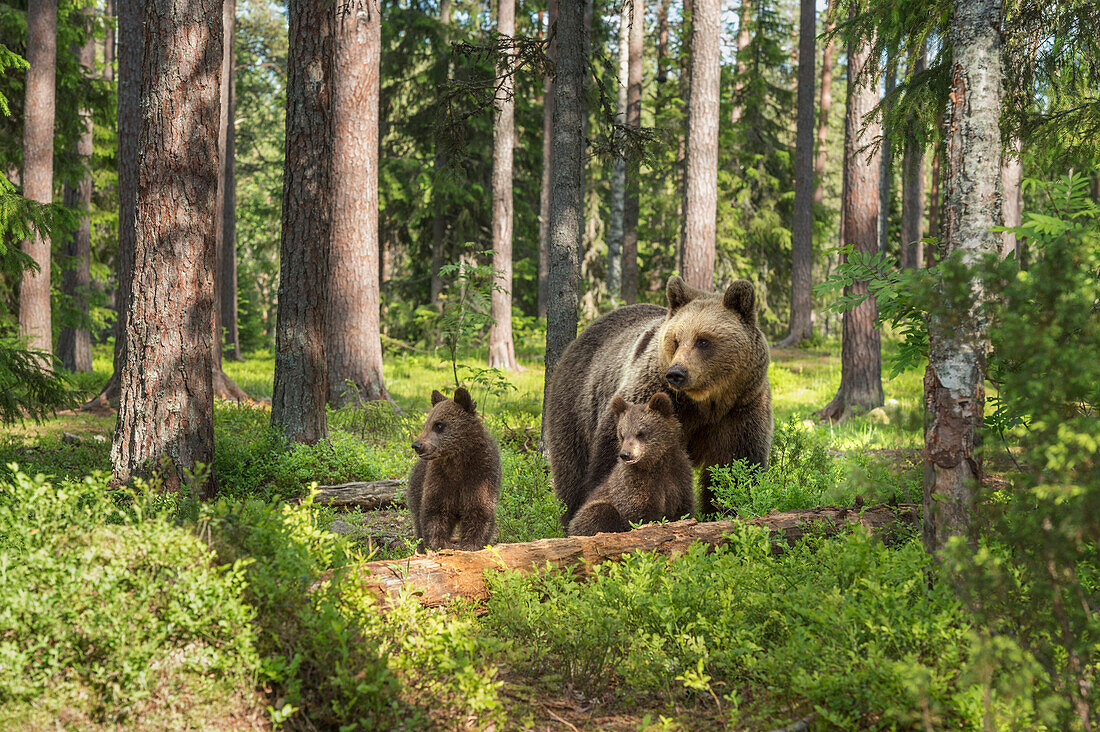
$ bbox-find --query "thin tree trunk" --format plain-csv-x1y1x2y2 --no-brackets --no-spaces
221,0,241,360
537,0,557,319
621,0,643,305
879,66,895,253
900,47,926,270
328,0,389,405
430,0,452,307
488,0,521,371
812,8,835,208
676,0,692,273
111,0,221,498
19,0,57,357
58,9,95,373
656,0,670,84
729,0,752,126
818,6,882,422
1000,139,1022,258
104,0,114,81
681,0,720,290
606,3,629,301
271,0,333,445
923,0,1003,555
927,135,941,267
778,0,816,347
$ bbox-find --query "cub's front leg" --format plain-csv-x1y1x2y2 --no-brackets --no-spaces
420,509,456,551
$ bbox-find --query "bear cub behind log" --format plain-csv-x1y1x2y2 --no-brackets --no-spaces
407,388,502,551
569,392,694,536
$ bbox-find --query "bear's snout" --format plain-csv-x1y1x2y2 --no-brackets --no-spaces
412,441,427,457
665,365,688,388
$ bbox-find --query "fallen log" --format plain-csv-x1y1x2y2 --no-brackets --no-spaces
313,479,404,510
353,503,919,608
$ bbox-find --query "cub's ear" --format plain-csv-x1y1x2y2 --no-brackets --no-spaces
453,387,476,414
647,391,674,418
723,280,757,323
431,389,446,406
610,394,630,419
666,275,702,315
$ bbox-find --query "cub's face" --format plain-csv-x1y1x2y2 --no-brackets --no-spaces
411,388,478,460
612,392,680,466
657,276,768,404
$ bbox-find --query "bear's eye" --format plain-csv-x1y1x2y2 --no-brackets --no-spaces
672,338,679,351
432,422,445,433
695,337,710,350
636,431,647,441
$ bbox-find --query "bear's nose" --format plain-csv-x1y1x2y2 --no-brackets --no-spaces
665,366,688,387
618,450,631,462
412,441,425,456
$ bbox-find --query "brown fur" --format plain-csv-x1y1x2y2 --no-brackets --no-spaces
546,276,773,524
407,388,502,551
569,393,695,536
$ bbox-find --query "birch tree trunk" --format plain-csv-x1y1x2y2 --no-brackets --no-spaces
681,0,720,291
328,0,389,406
58,9,95,373
819,6,883,422
923,0,1003,555
271,0,333,446
487,0,522,372
621,0,643,304
900,48,926,270
729,0,752,126
111,0,221,498
537,0,557,320
1000,140,1022,258
19,0,57,357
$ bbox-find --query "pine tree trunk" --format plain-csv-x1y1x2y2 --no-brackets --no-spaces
606,4,629,301
923,0,1003,555
271,0,333,445
729,0,752,126
19,0,57,357
328,0,389,406
621,0,643,305
676,0,692,273
220,0,242,361
812,8,835,208
656,0,670,84
818,8,882,422
430,0,452,307
487,0,521,372
879,67,895,253
537,0,557,320
111,0,221,498
104,0,114,81
542,0,587,394
681,0,720,290
779,0,816,347
900,48,926,270
58,9,95,373
927,135,941,267
1000,140,1022,258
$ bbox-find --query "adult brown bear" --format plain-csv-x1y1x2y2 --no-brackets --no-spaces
546,276,773,524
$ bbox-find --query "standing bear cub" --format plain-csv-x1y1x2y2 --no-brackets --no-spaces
569,392,694,536
547,275,773,524
407,388,501,551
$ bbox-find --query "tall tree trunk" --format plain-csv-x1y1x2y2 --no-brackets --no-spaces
1000,139,1022,258
927,135,941,267
488,0,521,371
272,0,333,445
818,6,883,422
111,0,220,498
104,0,114,81
681,0,720,290
430,0,452,307
328,0,389,405
656,0,670,84
900,48,926,270
537,0,557,319
542,0,587,411
729,0,752,126
19,0,57,357
812,7,835,208
779,0,816,347
676,0,692,273
621,0,643,304
606,3,629,301
58,8,95,373
220,0,241,360
923,0,1003,555
879,66,895,254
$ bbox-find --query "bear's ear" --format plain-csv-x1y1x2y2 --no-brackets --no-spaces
666,275,702,315
647,391,674,418
431,390,446,406
610,394,630,419
723,280,757,323
453,387,476,414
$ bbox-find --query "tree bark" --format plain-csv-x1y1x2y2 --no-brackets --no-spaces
900,49,926,270
19,0,57,357
812,8,835,208
104,0,115,82
1000,139,1022,259
314,479,403,509
487,0,522,372
656,0,670,84
923,0,1003,556
819,8,883,422
430,0,452,307
271,0,333,446
58,9,95,373
328,0,389,406
681,0,720,290
348,505,919,609
927,135,941,267
220,0,242,361
111,0,221,498
778,0,816,347
537,0,557,320
606,4,629,301
879,66,895,254
621,0,643,305
729,0,752,126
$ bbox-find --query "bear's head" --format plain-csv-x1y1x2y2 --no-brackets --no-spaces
611,392,681,466
411,387,479,460
657,276,769,408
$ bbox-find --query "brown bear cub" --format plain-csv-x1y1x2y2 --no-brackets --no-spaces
407,388,501,552
569,393,694,536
